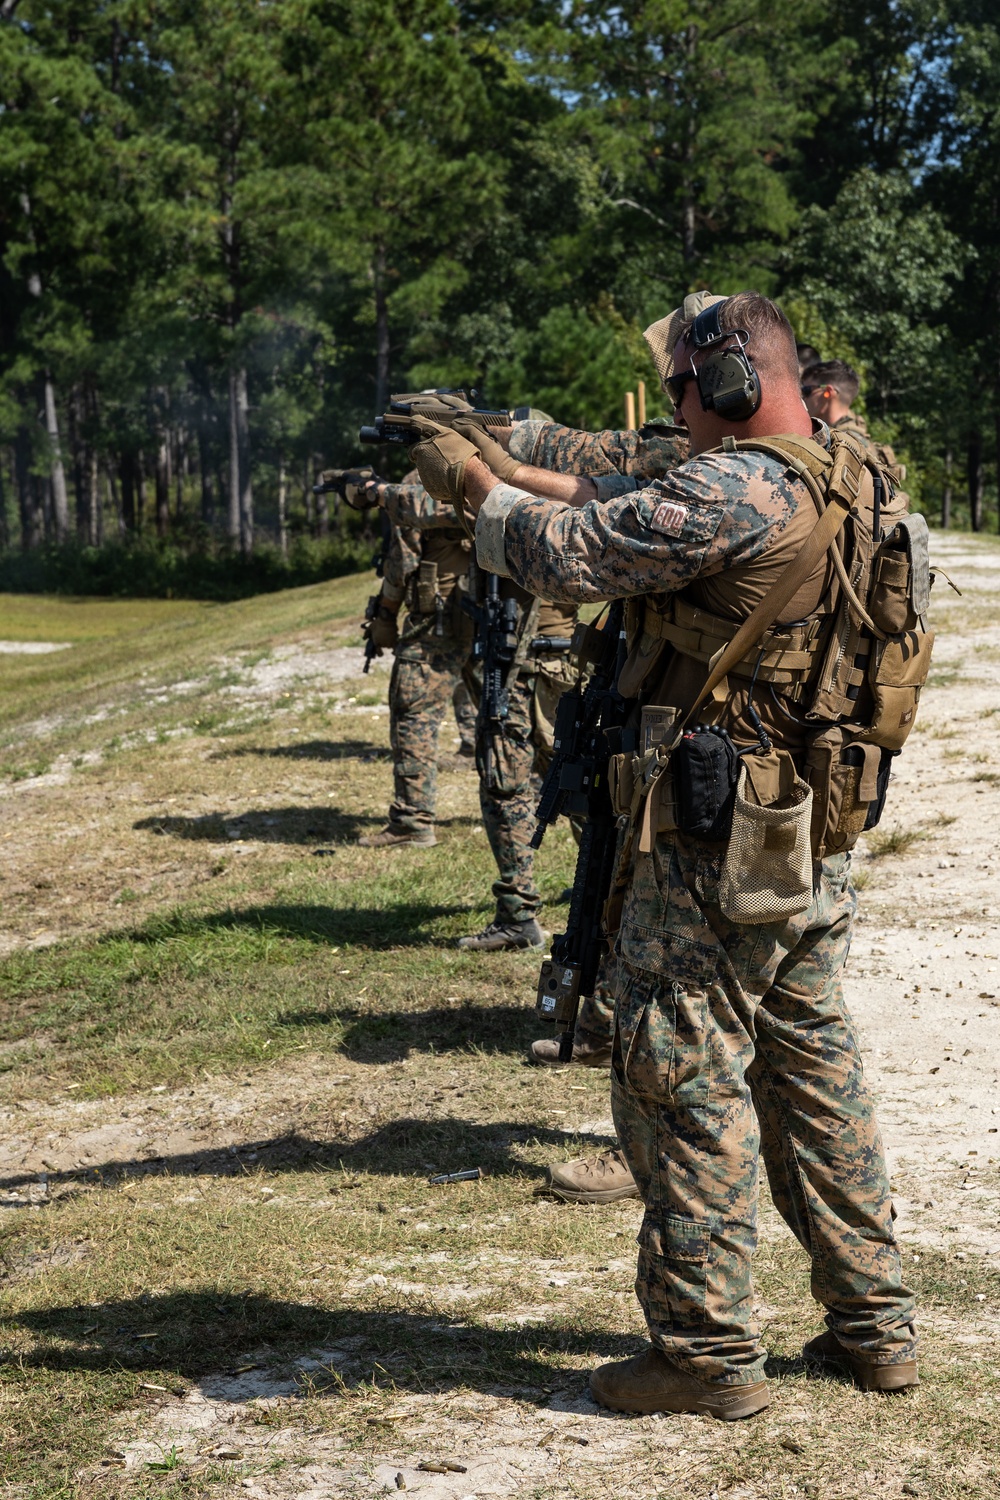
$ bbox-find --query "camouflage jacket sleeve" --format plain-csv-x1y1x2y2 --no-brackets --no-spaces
474,452,803,603
509,421,690,478
380,482,462,532
381,523,421,603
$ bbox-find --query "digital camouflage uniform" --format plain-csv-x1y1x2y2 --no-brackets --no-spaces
474,435,916,1386
378,479,479,838
509,419,690,491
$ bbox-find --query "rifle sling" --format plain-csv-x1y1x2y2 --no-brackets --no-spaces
505,596,542,697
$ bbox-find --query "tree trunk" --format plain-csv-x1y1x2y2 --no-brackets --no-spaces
121,449,137,533
199,431,215,526
941,444,952,530
681,25,698,266
0,450,9,550
227,373,240,544
105,460,123,536
277,457,288,557
174,426,187,521
314,453,329,537
968,431,984,532
14,427,40,549
43,373,70,542
235,367,253,555
68,384,87,539
155,426,170,538
137,453,148,534
304,458,314,533
373,237,391,413
89,445,101,545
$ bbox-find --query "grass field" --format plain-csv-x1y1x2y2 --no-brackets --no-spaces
0,548,998,1499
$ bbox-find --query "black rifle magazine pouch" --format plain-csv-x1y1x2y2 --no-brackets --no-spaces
673,725,741,841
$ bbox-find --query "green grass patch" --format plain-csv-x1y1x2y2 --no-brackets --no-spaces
864,823,927,858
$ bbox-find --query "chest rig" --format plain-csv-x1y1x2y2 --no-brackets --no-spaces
616,430,935,861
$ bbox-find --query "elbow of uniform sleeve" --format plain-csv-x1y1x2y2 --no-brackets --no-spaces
475,483,534,577
507,420,547,466
381,581,405,605
592,472,639,502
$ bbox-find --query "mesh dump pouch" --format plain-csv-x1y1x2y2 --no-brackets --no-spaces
719,761,814,924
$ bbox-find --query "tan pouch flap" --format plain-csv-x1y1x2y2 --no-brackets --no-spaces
741,749,800,808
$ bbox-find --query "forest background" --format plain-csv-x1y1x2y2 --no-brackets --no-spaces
1,0,997,597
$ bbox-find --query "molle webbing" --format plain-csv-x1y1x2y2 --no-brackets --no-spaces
646,598,827,694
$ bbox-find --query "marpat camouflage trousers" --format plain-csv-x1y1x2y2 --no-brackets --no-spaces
611,835,916,1385
387,621,479,834
478,657,576,924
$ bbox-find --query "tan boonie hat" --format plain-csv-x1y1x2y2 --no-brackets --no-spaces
643,292,728,390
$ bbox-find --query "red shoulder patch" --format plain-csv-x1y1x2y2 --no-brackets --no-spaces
649,500,689,537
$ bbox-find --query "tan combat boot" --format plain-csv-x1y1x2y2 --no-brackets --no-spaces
528,1032,612,1068
358,825,437,848
537,1147,639,1204
590,1346,770,1420
802,1329,918,1391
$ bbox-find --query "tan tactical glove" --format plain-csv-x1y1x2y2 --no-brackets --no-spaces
407,418,482,509
362,597,399,654
314,466,381,510
453,419,522,483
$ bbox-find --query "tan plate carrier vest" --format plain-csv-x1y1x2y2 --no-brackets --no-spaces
611,430,936,864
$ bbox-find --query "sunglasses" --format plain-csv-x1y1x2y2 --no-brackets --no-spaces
801,384,824,397
665,368,697,408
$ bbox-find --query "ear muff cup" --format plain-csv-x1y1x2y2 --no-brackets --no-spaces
689,304,762,421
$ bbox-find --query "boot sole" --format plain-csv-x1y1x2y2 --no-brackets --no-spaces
538,1182,641,1204
527,1049,613,1069
358,837,437,848
456,935,549,953
590,1376,770,1421
806,1348,919,1392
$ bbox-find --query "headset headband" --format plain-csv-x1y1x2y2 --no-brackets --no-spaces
690,301,727,349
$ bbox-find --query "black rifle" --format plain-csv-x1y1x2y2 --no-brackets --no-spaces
461,572,519,789
361,594,381,674
534,602,633,1061
313,466,383,510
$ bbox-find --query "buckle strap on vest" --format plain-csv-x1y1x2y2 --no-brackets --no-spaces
685,492,854,728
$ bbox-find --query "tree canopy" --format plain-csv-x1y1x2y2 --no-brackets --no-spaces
0,0,997,579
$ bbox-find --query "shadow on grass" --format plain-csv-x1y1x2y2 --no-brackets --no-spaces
0,1116,616,1195
276,1000,541,1063
115,902,470,950
208,738,389,763
134,806,481,844
134,806,383,844
9,1290,640,1395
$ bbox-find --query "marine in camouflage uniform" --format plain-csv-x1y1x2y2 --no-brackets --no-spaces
801,360,907,481
452,291,917,1416
363,476,578,945
359,475,480,848
503,418,690,1061
458,581,578,949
